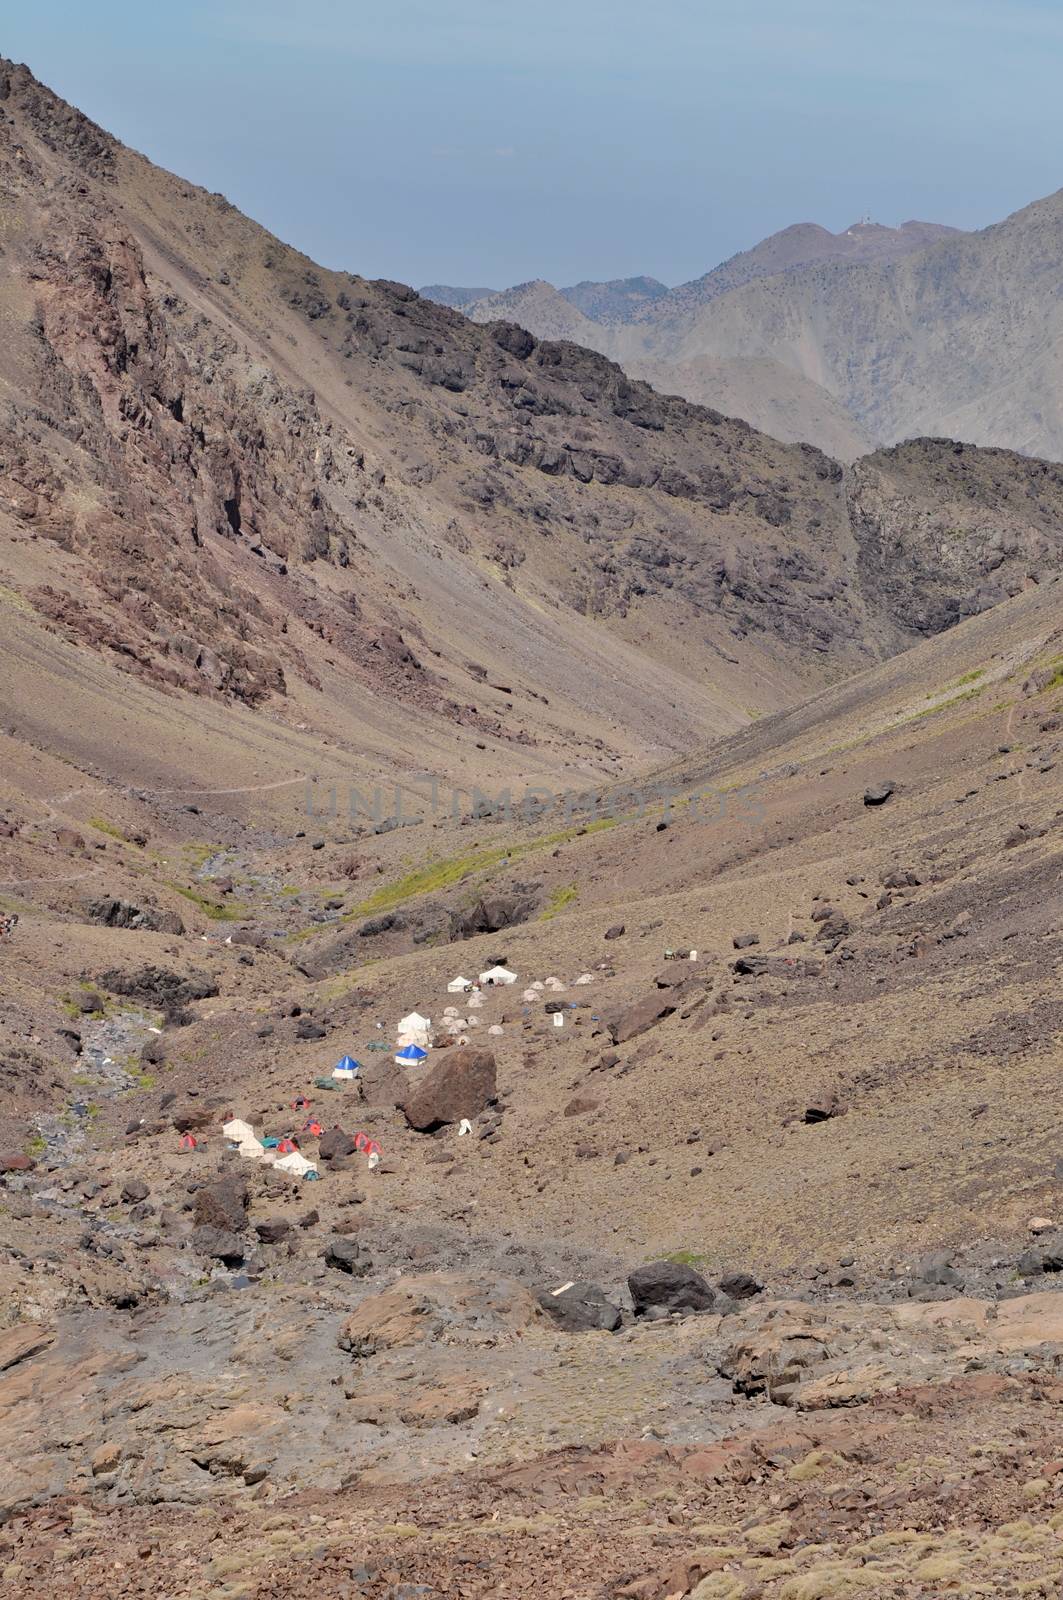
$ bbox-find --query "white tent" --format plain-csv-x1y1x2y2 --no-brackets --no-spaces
544,976,565,992
479,965,516,986
522,988,539,1003
223,1117,265,1160
223,1118,256,1145
447,976,473,994
396,1010,432,1049
275,1150,317,1178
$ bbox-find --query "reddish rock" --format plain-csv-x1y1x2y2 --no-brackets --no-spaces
318,1126,357,1161
192,1174,249,1232
606,994,677,1045
0,1153,36,1173
401,1047,497,1132
564,1095,600,1117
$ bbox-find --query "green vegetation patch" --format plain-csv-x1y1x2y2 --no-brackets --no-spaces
89,817,129,843
541,884,578,919
166,882,245,920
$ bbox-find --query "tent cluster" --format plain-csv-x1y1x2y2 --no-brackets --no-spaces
221,1117,320,1178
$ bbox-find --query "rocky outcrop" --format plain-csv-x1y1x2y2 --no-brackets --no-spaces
338,1272,541,1357
400,1048,497,1131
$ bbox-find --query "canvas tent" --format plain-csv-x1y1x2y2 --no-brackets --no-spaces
447,976,474,994
395,1042,428,1066
332,1055,361,1080
223,1117,265,1160
479,965,516,986
396,1010,433,1049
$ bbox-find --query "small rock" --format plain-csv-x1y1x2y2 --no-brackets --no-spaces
538,1281,621,1333
91,1443,122,1477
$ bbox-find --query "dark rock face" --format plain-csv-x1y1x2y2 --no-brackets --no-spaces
732,932,760,950
604,924,626,940
294,1017,327,1041
171,1105,214,1133
849,441,1063,639
192,1176,249,1234
190,1225,245,1266
606,994,677,1045
718,1271,763,1301
803,1092,842,1123
97,966,218,1019
734,954,823,978
255,1218,291,1244
863,781,896,806
318,1127,358,1162
449,896,535,941
324,1236,367,1275
120,1179,150,1204
538,1282,622,1332
84,898,184,935
628,1261,715,1317
401,1048,497,1131
913,1250,963,1289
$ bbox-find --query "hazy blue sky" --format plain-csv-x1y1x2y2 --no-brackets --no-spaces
8,1,1063,287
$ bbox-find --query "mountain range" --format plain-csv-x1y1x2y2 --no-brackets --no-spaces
1,58,1063,1592
424,199,1063,463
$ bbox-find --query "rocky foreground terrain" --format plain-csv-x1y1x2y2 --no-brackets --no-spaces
0,55,1062,1600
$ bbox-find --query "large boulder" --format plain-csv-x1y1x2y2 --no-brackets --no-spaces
606,994,676,1045
318,1126,357,1162
324,1236,368,1275
628,1261,715,1318
192,1175,249,1233
190,1225,245,1266
538,1281,621,1333
401,1047,497,1132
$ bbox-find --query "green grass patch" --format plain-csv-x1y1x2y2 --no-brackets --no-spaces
353,846,511,916
135,1072,156,1089
949,668,985,688
896,684,985,725
24,1134,46,1157
280,885,301,897
663,1249,707,1270
541,883,578,920
166,882,245,920
89,817,129,843
353,818,618,920
1041,655,1063,692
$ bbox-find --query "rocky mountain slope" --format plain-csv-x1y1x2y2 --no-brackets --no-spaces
1,59,1063,1597
2,53,1059,775
631,187,1063,462
424,221,960,453
428,194,1063,466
